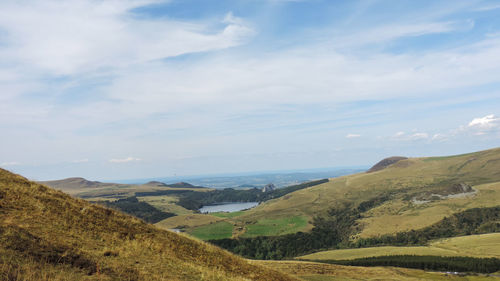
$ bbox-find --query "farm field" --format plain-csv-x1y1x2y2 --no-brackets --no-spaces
189,221,235,240
242,216,310,237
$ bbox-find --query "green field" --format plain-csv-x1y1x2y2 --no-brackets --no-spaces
243,216,309,237
211,211,246,218
189,221,234,240
299,233,500,261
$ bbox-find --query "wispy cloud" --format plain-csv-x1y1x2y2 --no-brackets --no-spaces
346,134,361,138
1,0,500,180
474,4,500,12
391,131,429,141
71,159,89,164
1,162,20,167
0,1,254,77
410,132,429,140
109,157,142,163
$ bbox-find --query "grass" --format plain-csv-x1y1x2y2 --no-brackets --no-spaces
298,233,500,261
242,216,309,237
254,260,497,281
155,213,224,229
211,211,246,218
189,221,235,240
137,195,194,215
0,168,297,281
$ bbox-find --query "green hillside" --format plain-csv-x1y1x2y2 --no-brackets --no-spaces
241,147,500,237
0,168,296,281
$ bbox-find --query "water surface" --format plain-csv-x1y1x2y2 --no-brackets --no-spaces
199,202,258,213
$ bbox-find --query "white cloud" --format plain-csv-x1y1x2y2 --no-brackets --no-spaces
410,132,429,140
391,131,429,141
468,114,500,129
346,134,361,138
109,157,141,163
431,133,447,141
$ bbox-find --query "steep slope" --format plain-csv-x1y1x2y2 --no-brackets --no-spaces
241,147,500,236
0,168,296,281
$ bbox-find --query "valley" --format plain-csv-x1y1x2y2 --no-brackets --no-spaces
6,147,500,279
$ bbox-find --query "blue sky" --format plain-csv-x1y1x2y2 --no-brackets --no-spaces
1,0,499,181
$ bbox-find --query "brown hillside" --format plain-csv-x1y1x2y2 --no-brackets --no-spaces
0,168,297,281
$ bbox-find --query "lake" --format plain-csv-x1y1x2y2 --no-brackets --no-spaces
199,202,259,213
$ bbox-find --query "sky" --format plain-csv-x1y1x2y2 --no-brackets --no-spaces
1,0,500,181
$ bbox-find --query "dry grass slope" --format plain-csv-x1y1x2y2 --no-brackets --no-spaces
0,168,297,281
299,233,500,261
254,260,499,281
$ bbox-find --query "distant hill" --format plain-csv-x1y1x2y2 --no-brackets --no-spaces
165,182,205,188
0,168,296,280
40,177,112,189
367,156,408,173
144,181,203,188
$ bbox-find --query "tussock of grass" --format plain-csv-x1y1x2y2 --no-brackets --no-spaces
0,168,297,281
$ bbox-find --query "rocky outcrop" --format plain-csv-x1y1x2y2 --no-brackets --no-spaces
262,183,276,193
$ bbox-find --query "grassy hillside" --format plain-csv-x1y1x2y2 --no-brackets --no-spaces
241,147,500,237
0,168,297,281
299,233,500,260
254,260,499,281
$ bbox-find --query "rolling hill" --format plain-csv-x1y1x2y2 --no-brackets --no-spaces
0,168,296,280
238,147,500,237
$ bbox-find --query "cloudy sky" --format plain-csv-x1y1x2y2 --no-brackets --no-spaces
1,0,500,181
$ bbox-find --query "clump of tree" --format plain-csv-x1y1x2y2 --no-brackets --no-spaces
318,255,500,273
98,197,175,224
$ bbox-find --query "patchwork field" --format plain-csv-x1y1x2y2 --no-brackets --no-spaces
299,233,500,261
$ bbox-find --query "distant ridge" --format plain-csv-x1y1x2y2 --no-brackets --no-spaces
367,156,408,173
145,181,204,188
39,177,110,189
